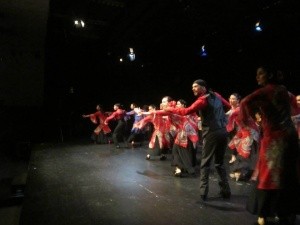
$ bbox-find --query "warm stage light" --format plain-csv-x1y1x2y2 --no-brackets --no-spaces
255,21,262,32
74,19,85,28
128,48,136,61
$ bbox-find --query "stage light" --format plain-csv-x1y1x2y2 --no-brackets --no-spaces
80,20,85,28
74,19,85,28
201,45,207,57
255,21,262,32
128,48,136,61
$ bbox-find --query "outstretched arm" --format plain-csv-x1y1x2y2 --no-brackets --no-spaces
164,95,208,116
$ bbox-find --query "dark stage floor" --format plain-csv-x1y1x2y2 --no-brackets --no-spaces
18,140,300,225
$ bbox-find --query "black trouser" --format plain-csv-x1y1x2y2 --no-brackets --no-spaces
172,139,195,174
199,128,229,196
147,136,169,157
112,119,126,147
127,131,143,144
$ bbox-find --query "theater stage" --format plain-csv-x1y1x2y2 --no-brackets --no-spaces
18,140,299,225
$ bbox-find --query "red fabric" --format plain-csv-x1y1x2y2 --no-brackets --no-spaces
167,95,208,116
228,126,259,158
88,111,111,135
167,92,229,116
154,110,199,148
134,113,171,150
215,92,231,109
105,109,126,123
239,84,299,189
226,107,240,132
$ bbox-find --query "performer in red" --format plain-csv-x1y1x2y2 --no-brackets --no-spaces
104,103,127,148
227,101,260,181
82,104,111,144
164,79,231,201
239,66,300,225
157,97,199,177
134,103,173,161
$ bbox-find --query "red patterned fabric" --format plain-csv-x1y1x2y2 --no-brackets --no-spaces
227,106,260,158
155,110,199,148
239,84,299,189
89,111,111,135
105,109,126,123
134,113,171,150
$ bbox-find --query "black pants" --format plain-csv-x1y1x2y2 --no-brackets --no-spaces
199,128,229,196
112,120,126,147
172,139,195,174
147,136,169,157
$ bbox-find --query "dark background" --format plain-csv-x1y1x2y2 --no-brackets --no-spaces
1,0,300,143
45,0,300,110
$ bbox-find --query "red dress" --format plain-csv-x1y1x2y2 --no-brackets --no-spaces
154,110,199,148
239,84,299,190
135,113,171,150
227,107,260,158
88,111,111,135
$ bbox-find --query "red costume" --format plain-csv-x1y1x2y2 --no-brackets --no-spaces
239,84,299,190
88,111,111,135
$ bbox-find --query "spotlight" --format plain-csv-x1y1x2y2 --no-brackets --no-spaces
74,19,85,28
255,21,262,32
128,48,136,61
200,45,207,57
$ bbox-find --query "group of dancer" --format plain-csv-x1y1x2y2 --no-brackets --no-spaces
82,65,300,225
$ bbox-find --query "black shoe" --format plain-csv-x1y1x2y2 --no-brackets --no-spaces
219,181,231,199
200,195,207,201
160,155,167,161
220,191,231,199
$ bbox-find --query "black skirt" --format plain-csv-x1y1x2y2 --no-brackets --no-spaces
246,181,300,217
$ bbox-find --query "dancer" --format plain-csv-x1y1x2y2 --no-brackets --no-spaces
226,93,241,164
125,103,145,147
164,79,231,201
240,66,300,225
104,103,126,148
82,104,111,144
227,101,260,182
134,103,172,161
158,97,199,177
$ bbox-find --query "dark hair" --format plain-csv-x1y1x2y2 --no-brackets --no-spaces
258,65,284,84
230,93,241,101
96,104,104,112
177,99,187,106
193,79,207,88
148,104,156,110
142,104,149,111
114,103,123,109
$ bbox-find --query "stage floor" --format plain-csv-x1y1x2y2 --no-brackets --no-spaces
19,140,300,225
